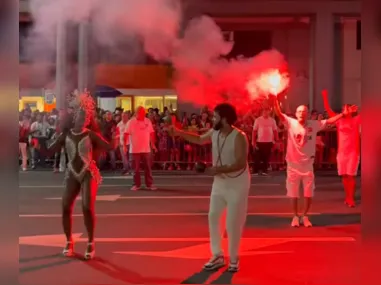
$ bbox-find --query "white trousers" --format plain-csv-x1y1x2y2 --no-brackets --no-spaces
208,175,250,260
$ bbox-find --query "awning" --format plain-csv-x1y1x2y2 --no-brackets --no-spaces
94,85,123,98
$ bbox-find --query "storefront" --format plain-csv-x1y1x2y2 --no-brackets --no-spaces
98,89,178,112
117,95,177,111
19,89,56,112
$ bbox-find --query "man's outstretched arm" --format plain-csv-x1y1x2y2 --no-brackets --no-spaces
172,127,213,145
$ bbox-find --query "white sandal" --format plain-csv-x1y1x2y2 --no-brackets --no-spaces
84,242,95,260
62,241,74,257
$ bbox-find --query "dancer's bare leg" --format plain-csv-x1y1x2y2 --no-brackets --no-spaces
81,173,98,259
62,175,81,256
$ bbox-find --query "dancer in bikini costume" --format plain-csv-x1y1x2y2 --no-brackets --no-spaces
45,91,111,259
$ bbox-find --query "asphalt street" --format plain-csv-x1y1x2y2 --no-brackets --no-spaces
19,171,361,285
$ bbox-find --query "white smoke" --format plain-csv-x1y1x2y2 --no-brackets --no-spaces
28,0,182,62
27,0,287,109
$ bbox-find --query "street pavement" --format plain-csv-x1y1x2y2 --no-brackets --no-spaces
19,171,361,285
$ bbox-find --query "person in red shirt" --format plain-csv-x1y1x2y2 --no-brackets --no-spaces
19,114,30,171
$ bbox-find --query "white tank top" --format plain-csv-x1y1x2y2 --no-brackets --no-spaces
211,127,250,181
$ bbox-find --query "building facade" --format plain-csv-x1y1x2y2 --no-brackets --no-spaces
19,0,361,113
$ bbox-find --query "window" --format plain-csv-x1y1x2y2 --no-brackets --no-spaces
117,97,132,111
19,22,33,62
224,30,272,59
164,95,177,110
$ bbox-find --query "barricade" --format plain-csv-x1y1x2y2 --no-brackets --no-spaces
19,128,356,171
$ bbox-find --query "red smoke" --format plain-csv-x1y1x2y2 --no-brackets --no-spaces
171,16,289,114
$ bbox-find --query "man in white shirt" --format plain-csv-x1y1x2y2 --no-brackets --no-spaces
273,96,356,227
125,106,158,191
117,112,131,175
30,113,50,169
252,108,278,175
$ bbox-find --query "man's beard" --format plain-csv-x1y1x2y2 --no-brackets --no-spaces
213,121,222,130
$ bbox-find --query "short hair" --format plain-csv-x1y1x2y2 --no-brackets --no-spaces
296,105,309,111
135,106,145,113
214,103,238,125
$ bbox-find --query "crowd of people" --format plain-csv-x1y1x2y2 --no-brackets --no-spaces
19,102,340,174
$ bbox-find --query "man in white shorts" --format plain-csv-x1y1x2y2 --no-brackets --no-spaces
322,91,360,207
273,96,357,227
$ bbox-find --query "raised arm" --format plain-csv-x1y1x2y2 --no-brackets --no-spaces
215,131,248,174
325,105,358,124
172,127,213,145
90,131,112,151
252,119,258,147
273,97,287,122
321,89,337,117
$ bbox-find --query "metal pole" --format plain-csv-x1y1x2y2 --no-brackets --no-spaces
55,20,67,109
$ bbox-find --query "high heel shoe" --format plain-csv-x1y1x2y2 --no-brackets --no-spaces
62,241,74,257
84,242,95,260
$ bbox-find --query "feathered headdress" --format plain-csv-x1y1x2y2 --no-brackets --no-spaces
67,89,96,124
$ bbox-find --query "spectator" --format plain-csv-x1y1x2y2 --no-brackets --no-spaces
125,106,158,191
252,107,278,175
185,117,200,170
19,114,30,171
157,118,170,166
167,113,182,170
99,111,117,170
30,113,50,169
117,112,131,175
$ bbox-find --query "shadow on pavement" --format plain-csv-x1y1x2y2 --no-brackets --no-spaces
19,253,62,263
210,270,235,284
181,269,215,284
19,256,79,274
81,256,178,284
181,269,235,284
245,213,360,228
312,213,360,227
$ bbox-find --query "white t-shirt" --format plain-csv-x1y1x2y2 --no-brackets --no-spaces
253,116,277,143
336,115,361,155
125,117,154,154
284,116,327,164
117,121,129,146
30,121,50,137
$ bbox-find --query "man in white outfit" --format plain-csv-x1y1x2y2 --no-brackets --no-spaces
273,97,357,227
322,90,361,207
170,103,250,272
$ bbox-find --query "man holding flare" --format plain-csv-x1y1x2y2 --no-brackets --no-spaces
167,103,250,272
273,92,357,227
